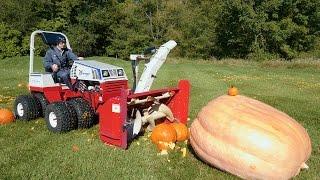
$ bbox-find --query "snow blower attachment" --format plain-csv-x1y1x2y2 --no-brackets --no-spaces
99,80,190,148
16,30,190,149
100,40,190,148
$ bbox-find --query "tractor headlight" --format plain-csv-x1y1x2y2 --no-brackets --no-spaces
117,69,124,76
102,70,110,77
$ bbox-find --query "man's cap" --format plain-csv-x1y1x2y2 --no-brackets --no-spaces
56,36,66,43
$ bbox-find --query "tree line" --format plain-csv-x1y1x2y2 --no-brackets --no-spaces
0,0,319,60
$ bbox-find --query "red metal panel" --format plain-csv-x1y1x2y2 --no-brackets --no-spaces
167,80,190,124
31,86,62,103
63,90,81,100
100,80,128,92
128,87,179,99
29,86,44,92
99,89,128,149
99,80,129,107
64,91,100,110
89,92,101,110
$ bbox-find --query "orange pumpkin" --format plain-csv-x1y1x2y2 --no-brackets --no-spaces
0,108,15,125
171,122,189,142
151,123,177,150
190,95,311,179
227,86,238,96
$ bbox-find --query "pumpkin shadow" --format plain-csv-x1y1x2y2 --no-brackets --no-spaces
187,143,232,176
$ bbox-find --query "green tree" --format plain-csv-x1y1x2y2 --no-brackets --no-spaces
177,0,219,58
105,1,152,58
67,25,96,56
215,0,320,59
0,23,21,59
79,1,120,56
0,0,319,59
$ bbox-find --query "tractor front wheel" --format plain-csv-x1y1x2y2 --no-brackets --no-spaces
14,95,38,121
45,102,76,132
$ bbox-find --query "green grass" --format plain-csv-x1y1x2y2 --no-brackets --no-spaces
0,56,319,179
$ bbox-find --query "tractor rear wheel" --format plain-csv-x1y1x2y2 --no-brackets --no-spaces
33,93,49,117
68,98,95,129
65,101,78,130
45,102,75,132
14,95,38,121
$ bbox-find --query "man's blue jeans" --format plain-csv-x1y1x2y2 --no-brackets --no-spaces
56,69,72,89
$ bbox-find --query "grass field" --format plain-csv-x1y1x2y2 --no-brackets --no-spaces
0,56,319,179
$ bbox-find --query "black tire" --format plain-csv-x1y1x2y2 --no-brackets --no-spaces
68,98,95,129
45,102,75,132
33,93,49,117
14,95,38,121
65,101,78,130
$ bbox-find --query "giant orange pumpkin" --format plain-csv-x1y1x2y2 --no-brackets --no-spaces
171,122,189,142
190,95,312,179
0,108,15,125
151,123,177,150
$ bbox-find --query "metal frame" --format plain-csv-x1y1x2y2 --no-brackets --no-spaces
29,30,71,74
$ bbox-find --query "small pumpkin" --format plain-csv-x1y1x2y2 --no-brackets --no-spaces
190,95,311,179
227,85,238,96
0,108,15,125
151,123,177,150
171,122,189,142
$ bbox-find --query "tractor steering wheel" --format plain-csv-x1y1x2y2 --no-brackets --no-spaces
68,59,75,67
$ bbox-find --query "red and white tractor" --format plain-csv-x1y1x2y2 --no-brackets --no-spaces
14,30,190,149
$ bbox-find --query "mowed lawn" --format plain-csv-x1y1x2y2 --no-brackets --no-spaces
0,56,319,179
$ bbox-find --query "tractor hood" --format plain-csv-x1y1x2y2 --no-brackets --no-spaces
70,60,127,82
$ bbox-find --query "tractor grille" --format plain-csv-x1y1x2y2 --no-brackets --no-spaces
70,65,77,78
103,80,128,92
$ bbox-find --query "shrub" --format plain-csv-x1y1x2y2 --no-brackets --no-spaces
0,23,21,59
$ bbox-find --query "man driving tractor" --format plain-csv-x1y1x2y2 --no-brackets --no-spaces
14,30,190,149
43,36,81,89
